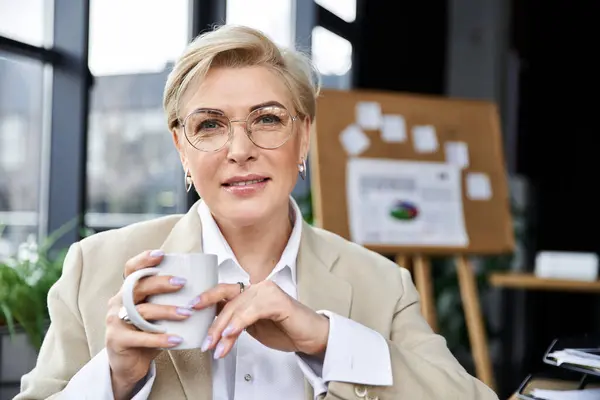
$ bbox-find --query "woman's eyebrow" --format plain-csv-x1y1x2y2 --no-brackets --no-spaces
191,107,225,115
189,101,286,115
249,101,286,111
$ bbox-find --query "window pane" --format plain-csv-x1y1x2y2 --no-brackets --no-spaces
0,0,52,47
86,0,190,229
226,0,294,48
89,0,189,76
0,53,45,258
311,26,352,89
315,0,356,22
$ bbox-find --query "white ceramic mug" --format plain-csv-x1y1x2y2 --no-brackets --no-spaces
121,253,219,350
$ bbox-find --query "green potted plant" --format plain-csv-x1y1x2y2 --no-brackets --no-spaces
0,221,80,350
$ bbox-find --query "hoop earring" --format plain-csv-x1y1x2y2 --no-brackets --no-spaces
298,158,307,180
185,169,193,192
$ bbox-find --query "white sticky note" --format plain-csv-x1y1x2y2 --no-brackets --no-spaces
444,141,470,168
381,115,407,143
466,172,492,200
411,125,438,153
356,101,382,130
340,124,370,156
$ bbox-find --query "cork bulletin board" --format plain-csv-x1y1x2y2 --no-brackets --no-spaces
310,88,514,256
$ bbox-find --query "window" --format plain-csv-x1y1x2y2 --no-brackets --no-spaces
311,26,352,89
0,53,46,258
0,0,52,47
86,0,190,229
315,0,356,22
226,0,294,48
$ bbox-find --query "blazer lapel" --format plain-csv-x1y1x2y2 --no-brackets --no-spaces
157,201,213,400
297,223,353,400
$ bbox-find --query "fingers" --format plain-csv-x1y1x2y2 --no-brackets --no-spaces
212,334,238,360
202,281,288,359
201,295,248,359
136,303,194,321
123,250,184,303
191,283,244,310
192,282,247,358
203,295,262,359
106,325,184,351
217,302,259,340
214,304,261,359
133,275,186,303
124,249,164,277
105,304,187,351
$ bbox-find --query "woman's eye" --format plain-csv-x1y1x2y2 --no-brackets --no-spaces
258,115,281,124
200,120,219,130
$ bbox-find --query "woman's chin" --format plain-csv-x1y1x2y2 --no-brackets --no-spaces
226,212,268,227
217,201,272,227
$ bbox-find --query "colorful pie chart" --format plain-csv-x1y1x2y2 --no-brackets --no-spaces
389,201,419,220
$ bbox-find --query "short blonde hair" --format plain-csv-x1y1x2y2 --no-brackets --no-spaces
163,24,321,131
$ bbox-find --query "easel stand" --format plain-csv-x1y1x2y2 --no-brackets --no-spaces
395,254,495,391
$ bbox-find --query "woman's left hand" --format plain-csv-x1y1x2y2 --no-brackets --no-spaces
191,281,330,359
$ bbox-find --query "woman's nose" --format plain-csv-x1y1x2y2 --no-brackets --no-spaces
226,122,257,164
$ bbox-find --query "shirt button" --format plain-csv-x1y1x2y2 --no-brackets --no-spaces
244,374,252,382
354,385,367,397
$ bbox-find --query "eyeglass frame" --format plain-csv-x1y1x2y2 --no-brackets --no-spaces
178,105,300,152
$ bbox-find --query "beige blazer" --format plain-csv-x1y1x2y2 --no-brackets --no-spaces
17,201,498,400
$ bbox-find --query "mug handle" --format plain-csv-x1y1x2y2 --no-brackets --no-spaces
121,267,167,333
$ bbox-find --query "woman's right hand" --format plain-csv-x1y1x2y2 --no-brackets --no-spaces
105,250,193,400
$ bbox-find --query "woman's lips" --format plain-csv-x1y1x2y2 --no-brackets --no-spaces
222,178,270,197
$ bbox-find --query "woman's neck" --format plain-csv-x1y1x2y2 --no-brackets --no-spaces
216,203,293,283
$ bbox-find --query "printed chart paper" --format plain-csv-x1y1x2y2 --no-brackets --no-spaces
346,158,469,247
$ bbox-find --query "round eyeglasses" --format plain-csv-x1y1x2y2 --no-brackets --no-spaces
181,105,299,152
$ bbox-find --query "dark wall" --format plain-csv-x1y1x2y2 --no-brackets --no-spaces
512,0,600,385
352,0,448,94
515,0,600,253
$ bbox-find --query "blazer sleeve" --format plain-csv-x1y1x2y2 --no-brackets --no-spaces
323,268,499,400
16,242,94,399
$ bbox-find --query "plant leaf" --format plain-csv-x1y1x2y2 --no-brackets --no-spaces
38,218,78,255
0,301,16,337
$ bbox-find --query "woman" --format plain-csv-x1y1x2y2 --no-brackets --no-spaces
17,25,498,400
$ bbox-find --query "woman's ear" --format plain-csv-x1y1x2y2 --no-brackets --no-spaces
171,128,188,171
299,117,311,161
171,128,182,152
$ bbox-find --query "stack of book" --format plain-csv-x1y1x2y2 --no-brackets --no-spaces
516,337,600,399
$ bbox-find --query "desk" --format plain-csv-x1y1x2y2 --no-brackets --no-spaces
490,272,600,293
509,377,600,399
494,273,600,398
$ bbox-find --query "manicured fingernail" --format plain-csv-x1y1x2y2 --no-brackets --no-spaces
170,277,187,286
168,336,183,345
176,307,193,316
188,296,202,307
222,325,235,337
150,249,164,258
201,335,212,352
214,342,225,359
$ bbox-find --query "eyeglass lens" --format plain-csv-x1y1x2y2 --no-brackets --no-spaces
184,106,293,151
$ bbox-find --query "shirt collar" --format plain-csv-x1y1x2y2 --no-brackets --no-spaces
198,196,303,284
